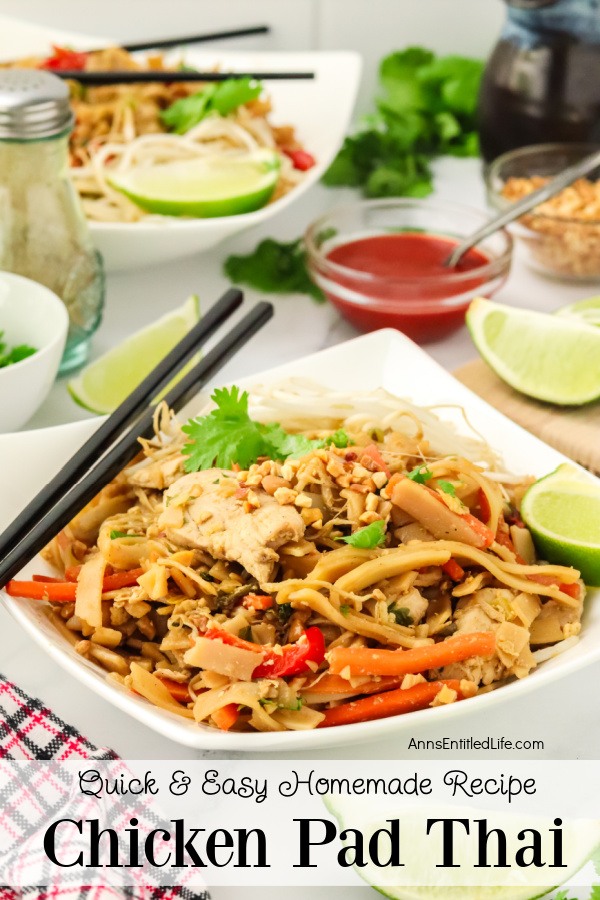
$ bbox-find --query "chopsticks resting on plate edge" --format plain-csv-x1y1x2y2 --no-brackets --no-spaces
54,70,314,84
120,26,271,52
0,296,274,589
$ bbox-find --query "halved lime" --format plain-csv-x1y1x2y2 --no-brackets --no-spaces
325,795,600,900
556,295,600,327
466,298,600,405
68,295,200,414
108,148,280,218
521,463,600,585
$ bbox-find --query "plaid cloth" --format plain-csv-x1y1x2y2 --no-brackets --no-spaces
0,676,209,900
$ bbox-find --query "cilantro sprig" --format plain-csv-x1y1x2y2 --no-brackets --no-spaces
161,77,263,134
339,519,386,549
182,386,350,473
0,331,37,369
224,237,325,303
323,47,483,198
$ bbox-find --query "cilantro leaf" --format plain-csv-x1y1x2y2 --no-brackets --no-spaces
110,530,143,539
182,386,266,472
391,606,413,626
182,386,351,472
590,888,600,900
224,237,325,303
339,519,386,549
407,464,433,484
437,480,456,497
0,330,37,369
340,604,351,617
323,46,482,197
161,77,262,134
278,603,293,623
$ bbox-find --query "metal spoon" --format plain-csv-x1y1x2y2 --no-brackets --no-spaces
445,147,600,268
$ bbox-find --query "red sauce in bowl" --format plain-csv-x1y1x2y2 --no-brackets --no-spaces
320,232,496,342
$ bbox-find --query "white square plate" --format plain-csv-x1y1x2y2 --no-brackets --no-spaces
2,329,598,750
0,15,362,271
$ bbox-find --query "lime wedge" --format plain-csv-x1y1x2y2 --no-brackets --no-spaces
521,462,600,585
556,295,600,327
466,298,600,405
68,295,200,414
108,148,280,218
325,796,600,900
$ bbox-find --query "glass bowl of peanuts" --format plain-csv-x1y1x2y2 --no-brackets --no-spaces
486,143,600,281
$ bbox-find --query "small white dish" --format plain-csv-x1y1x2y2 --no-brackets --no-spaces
1,329,599,750
0,272,68,432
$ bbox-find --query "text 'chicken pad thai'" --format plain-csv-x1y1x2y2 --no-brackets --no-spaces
7,381,584,733
8,45,314,222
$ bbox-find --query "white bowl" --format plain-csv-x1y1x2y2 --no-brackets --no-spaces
0,272,68,432
2,330,599,750
0,22,362,272
88,49,362,271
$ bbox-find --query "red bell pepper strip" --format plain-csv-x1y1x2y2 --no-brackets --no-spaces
282,148,316,171
39,45,88,71
203,626,326,678
252,627,325,678
442,559,465,581
5,567,145,602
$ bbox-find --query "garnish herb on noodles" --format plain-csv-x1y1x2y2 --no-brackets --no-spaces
6,380,584,732
6,46,315,223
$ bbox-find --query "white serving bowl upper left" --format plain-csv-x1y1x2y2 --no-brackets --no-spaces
0,272,68,433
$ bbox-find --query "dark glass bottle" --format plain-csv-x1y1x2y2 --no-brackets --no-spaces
478,0,600,163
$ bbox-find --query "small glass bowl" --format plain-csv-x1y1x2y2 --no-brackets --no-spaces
486,143,600,282
304,198,512,343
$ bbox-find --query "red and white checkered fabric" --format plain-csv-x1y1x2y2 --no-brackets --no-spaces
0,676,208,900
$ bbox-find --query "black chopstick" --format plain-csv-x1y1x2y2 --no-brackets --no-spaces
121,26,270,53
55,69,314,85
0,301,273,590
0,288,242,567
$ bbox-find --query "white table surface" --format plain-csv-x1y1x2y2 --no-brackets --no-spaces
2,157,599,764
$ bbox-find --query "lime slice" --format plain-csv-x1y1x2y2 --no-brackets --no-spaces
556,295,600,327
325,796,600,900
521,462,600,585
466,298,600,405
108,148,280,217
68,295,200,414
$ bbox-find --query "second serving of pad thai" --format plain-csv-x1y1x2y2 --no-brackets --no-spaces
9,45,315,222
6,380,584,732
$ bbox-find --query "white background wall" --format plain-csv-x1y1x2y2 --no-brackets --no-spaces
0,0,506,113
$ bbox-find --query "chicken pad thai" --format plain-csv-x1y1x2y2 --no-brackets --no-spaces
6,381,584,732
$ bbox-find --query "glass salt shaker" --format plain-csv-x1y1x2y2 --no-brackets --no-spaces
0,69,104,374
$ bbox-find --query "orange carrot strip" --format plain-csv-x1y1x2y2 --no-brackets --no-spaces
31,575,64,584
328,632,496,678
212,703,239,731
319,679,469,727
243,593,274,611
102,568,144,591
442,559,465,581
6,567,145,603
5,580,76,601
155,677,191,705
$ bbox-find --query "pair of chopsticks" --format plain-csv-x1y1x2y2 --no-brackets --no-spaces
55,70,314,85
51,24,314,85
0,291,273,589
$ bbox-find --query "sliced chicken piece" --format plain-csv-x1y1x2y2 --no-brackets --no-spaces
441,587,536,685
159,469,305,585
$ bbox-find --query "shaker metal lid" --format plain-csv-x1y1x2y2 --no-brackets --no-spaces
0,69,74,139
